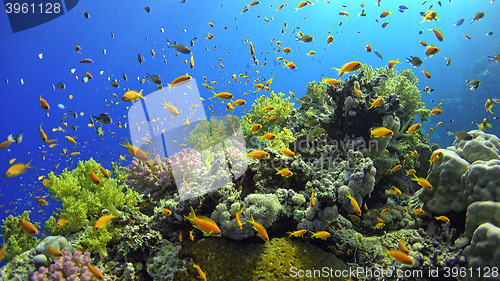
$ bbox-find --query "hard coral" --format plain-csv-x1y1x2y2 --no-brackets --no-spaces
31,251,99,281
125,154,175,201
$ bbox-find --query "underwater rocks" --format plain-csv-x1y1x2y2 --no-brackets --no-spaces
420,130,500,214
463,223,500,281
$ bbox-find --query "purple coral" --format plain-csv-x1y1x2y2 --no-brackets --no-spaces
125,154,175,200
168,148,203,177
31,251,99,281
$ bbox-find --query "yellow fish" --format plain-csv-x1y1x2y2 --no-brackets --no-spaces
162,99,180,117
94,213,118,231
370,127,394,138
122,89,145,102
5,159,35,178
275,168,293,178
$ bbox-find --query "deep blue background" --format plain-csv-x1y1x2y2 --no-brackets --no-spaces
0,0,499,266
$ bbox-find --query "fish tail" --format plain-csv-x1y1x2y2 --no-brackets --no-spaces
184,206,197,221
26,158,35,169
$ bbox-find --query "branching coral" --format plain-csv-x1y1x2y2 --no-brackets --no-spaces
356,65,430,124
44,158,139,234
0,211,40,261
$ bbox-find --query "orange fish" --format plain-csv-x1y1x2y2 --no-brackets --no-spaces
246,214,269,241
388,59,400,68
56,218,68,227
421,69,431,79
5,159,35,178
39,124,48,142
48,245,63,256
425,45,440,58
184,206,221,237
235,205,246,230
385,248,413,265
21,218,39,235
287,229,307,237
345,191,362,216
247,150,269,159
411,175,432,189
38,94,50,110
333,61,362,78
0,243,7,263
380,10,391,18
365,44,372,52
100,165,110,179
310,231,331,240
94,213,118,231
88,264,104,280
120,138,149,162
90,169,102,184
428,26,443,42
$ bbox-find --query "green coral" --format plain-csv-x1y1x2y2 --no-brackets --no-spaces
243,91,295,133
265,127,296,149
185,117,232,151
44,158,139,234
0,211,41,261
305,81,328,105
357,65,431,125
81,226,119,259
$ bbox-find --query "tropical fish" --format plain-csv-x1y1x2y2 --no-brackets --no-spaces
384,248,413,265
406,123,422,133
388,59,400,68
184,206,221,237
169,44,191,54
367,97,384,109
406,56,422,67
192,260,207,281
287,229,307,237
454,18,464,27
92,114,112,125
345,191,362,216
333,61,362,78
235,206,245,230
21,218,39,235
371,127,394,138
470,12,485,23
38,94,50,110
122,89,145,102
374,50,383,61
5,159,34,177
275,168,293,178
447,130,473,140
428,27,443,41
259,133,276,141
94,213,118,231
411,175,432,189
310,231,331,240
485,99,495,113
296,35,314,42
465,79,480,91
120,138,149,162
247,150,269,159
420,10,438,23
88,264,104,280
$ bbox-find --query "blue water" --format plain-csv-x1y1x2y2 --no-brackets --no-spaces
0,0,499,267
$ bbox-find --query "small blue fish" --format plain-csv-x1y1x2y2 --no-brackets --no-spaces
58,104,65,109
374,50,383,61
454,18,464,27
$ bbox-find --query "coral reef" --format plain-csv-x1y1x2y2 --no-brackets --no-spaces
31,251,100,280
0,211,40,261
44,158,139,234
168,148,203,178
125,154,175,200
175,238,348,280
356,65,430,125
